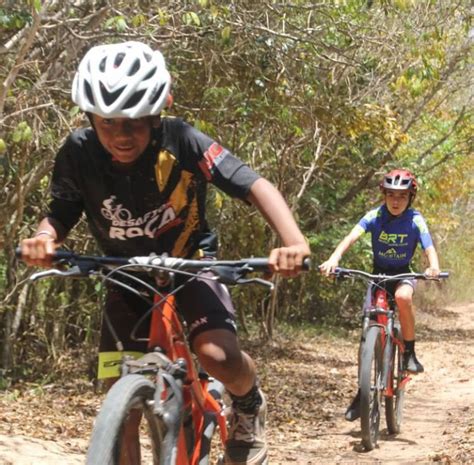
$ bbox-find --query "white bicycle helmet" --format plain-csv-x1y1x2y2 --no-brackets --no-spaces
71,41,171,119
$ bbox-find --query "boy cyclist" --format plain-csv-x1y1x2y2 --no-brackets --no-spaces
20,41,310,465
319,169,440,422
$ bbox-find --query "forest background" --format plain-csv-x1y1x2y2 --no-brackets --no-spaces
0,0,472,384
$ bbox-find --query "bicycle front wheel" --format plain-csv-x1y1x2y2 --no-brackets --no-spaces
86,374,166,465
385,323,406,434
360,325,384,451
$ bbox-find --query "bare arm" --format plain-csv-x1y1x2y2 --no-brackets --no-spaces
319,226,364,276
246,178,310,276
424,245,440,277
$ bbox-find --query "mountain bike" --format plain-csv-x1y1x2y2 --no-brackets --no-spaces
18,249,310,464
333,267,449,451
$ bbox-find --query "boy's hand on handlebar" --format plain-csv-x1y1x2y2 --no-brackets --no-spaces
424,267,440,278
268,244,310,278
20,236,57,268
319,256,340,277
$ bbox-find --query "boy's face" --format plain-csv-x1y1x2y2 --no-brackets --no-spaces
384,189,410,216
92,114,152,164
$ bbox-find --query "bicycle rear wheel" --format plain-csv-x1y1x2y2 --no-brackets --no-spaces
360,325,383,451
385,323,406,434
86,374,165,465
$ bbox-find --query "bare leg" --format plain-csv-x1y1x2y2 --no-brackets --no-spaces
395,283,415,341
192,328,257,396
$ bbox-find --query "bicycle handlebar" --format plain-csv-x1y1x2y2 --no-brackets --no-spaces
333,267,449,281
15,247,311,283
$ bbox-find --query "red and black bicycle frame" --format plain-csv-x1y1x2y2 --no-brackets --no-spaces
362,287,410,399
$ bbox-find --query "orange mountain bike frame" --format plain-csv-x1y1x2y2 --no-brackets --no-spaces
147,293,228,465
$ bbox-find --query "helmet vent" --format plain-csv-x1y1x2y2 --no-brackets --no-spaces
84,80,95,105
129,59,140,75
114,53,125,68
143,67,157,81
122,89,146,110
100,82,125,105
99,57,106,72
149,83,166,105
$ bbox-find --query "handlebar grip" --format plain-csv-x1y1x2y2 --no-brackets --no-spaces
244,257,311,271
302,257,311,271
439,272,449,279
15,246,76,262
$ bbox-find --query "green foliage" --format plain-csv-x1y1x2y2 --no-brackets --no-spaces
11,122,33,143
0,7,31,30
104,15,128,32
1,0,472,381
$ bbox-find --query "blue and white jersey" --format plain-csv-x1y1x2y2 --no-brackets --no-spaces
354,205,433,270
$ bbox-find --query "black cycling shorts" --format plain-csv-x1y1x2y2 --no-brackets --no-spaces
99,272,237,354
372,265,415,301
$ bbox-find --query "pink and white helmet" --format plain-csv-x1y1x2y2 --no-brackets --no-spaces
71,41,171,119
380,169,418,195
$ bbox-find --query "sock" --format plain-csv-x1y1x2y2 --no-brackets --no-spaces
230,384,262,413
404,339,415,354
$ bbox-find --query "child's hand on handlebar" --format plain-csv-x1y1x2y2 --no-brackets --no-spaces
424,267,440,278
20,235,57,268
268,243,310,278
319,256,340,277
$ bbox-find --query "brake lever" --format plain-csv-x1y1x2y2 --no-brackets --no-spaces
210,266,274,291
235,277,274,291
29,265,90,282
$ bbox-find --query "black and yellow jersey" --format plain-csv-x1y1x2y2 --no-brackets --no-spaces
47,117,260,258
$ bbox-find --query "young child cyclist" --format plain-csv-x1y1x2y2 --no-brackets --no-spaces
19,42,310,465
319,169,440,422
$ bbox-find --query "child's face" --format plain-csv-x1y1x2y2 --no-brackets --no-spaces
384,189,410,216
92,114,151,164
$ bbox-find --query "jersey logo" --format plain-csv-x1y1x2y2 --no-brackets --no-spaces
378,231,408,245
378,248,408,260
101,196,183,240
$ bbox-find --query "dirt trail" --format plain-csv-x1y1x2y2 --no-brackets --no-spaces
0,302,473,464
266,302,474,464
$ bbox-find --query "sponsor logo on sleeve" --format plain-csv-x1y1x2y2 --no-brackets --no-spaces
198,142,227,181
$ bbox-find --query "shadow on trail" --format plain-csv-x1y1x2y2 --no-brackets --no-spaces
416,325,474,341
336,427,418,453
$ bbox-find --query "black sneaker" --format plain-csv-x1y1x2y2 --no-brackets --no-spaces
403,351,424,373
345,389,361,422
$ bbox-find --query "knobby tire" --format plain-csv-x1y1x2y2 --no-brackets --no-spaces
86,374,165,465
385,323,405,434
360,325,383,451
